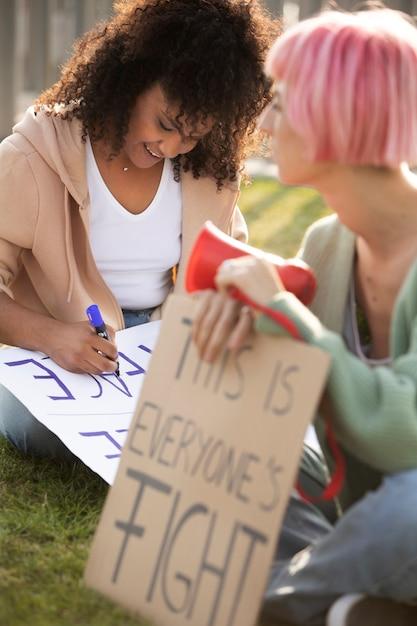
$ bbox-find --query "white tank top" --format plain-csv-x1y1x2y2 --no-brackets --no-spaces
86,137,182,310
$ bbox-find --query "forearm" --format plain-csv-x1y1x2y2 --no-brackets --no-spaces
0,291,63,353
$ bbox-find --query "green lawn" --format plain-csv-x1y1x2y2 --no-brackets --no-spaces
239,176,330,257
0,445,143,626
0,177,330,625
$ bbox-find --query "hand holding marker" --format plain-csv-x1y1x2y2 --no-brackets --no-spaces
86,304,120,377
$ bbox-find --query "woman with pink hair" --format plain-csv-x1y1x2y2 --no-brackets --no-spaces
193,8,417,626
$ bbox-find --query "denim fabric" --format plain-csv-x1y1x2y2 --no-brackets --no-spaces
261,468,417,625
122,307,155,328
0,307,154,459
0,384,75,460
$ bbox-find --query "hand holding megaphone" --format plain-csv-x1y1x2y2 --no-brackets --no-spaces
185,221,316,305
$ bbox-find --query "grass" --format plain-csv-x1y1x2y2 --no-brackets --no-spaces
239,176,330,257
0,176,330,625
0,443,142,626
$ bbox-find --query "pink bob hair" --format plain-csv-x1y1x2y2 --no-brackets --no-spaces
266,9,417,166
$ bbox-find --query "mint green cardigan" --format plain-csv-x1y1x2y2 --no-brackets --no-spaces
257,214,417,510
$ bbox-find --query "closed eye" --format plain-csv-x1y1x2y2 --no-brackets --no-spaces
159,119,175,132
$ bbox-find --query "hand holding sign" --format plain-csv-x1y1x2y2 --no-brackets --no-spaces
188,222,315,361
215,255,284,306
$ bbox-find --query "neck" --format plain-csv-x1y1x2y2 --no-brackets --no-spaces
316,163,417,258
92,139,132,170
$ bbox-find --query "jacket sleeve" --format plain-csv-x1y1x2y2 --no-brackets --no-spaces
255,289,417,474
0,139,39,298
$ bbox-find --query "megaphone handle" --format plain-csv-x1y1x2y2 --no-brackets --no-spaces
296,409,346,502
228,286,303,341
228,285,346,503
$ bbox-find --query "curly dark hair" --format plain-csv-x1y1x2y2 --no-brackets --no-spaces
36,0,279,187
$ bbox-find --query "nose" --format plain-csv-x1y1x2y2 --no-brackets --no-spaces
257,103,275,135
159,134,198,159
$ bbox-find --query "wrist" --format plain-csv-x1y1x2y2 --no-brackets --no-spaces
256,292,323,342
33,316,65,355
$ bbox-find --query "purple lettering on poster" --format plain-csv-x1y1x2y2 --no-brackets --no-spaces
138,344,152,354
118,352,146,377
98,372,133,397
79,428,129,459
87,374,104,399
5,358,75,400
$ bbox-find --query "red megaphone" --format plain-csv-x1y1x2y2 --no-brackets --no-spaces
185,221,316,306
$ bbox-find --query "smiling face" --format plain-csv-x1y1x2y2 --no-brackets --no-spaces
259,86,333,187
122,83,214,169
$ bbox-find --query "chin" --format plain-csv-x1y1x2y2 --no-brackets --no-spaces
137,159,160,169
129,152,160,169
275,162,293,185
277,166,311,187
277,170,300,186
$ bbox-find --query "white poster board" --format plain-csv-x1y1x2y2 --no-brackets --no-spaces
0,321,160,484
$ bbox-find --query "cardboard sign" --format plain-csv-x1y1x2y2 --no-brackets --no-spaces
85,295,329,626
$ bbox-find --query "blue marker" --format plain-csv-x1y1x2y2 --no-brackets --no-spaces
86,304,120,377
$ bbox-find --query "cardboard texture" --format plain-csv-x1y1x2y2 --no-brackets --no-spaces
85,294,330,626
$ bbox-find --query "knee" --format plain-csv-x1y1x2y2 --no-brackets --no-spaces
0,384,73,460
368,470,417,599
0,384,35,442
377,469,417,553
344,470,417,596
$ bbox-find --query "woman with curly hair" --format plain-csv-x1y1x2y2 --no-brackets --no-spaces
0,0,277,459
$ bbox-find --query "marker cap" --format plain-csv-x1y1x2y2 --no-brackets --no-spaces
86,304,104,328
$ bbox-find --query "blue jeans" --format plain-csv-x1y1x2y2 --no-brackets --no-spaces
122,307,155,328
261,468,417,625
0,307,154,460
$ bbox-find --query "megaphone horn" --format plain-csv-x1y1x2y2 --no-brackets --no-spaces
185,221,316,306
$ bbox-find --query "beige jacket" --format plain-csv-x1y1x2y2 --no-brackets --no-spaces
0,108,247,330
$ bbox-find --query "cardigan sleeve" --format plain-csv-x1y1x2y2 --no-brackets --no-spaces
255,288,417,474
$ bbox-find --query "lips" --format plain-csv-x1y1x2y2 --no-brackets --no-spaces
144,143,163,159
